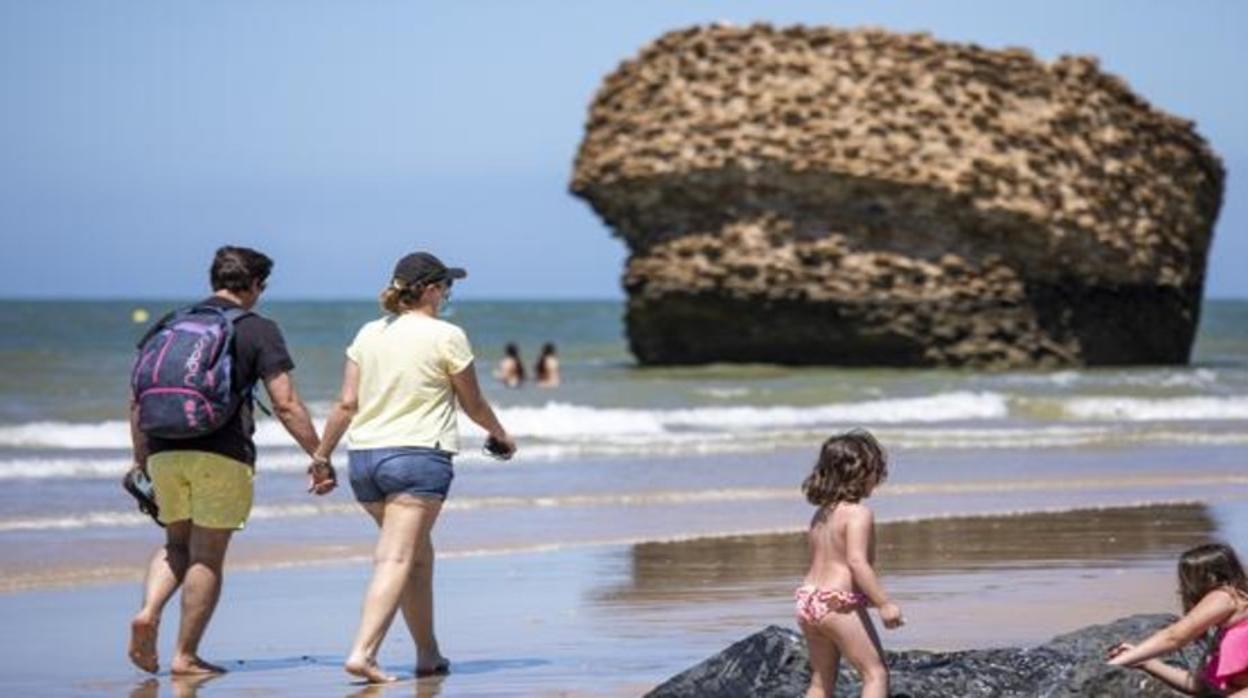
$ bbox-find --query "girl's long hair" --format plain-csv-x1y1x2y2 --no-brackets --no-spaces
801,429,888,506
1178,543,1248,613
1178,543,1248,688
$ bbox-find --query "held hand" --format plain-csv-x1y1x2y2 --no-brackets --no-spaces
879,603,905,629
307,460,337,496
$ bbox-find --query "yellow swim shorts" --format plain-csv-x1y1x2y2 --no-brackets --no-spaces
148,451,254,530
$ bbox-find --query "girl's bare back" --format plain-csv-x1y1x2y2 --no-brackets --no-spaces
803,502,872,592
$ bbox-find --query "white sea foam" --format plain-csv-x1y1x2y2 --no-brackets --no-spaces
6,424,1248,481
6,475,1246,533
696,387,753,399
999,368,1223,390
0,392,1010,450
1048,371,1081,387
0,421,133,449
0,393,1243,482
1062,395,1248,421
0,502,354,532
0,453,318,480
471,392,1010,439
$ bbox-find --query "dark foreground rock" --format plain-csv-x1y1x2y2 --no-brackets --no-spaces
646,614,1209,697
571,24,1224,368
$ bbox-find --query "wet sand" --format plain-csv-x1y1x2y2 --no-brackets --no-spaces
0,502,1242,696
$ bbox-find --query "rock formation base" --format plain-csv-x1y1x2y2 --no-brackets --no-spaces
646,614,1203,697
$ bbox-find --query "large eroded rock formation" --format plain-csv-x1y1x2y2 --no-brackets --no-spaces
570,24,1224,367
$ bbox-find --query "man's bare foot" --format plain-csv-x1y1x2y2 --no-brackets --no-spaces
169,655,228,676
128,615,159,674
345,655,397,683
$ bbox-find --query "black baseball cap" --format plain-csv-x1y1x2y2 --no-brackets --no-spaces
392,252,467,287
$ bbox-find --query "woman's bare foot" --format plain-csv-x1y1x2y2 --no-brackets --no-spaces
415,652,449,677
345,655,397,683
128,614,159,673
169,655,228,676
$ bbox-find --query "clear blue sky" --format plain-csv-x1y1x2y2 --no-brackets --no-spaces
1,1,1244,299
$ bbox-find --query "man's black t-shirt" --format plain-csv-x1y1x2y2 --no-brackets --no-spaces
142,297,295,465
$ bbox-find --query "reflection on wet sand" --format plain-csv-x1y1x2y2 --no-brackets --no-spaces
597,503,1214,605
128,674,222,698
344,675,447,698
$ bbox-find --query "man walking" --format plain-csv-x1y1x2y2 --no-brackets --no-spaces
126,246,336,675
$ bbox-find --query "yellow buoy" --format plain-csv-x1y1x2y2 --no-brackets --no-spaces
131,308,150,324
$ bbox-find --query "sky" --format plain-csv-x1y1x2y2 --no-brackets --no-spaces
0,1,1244,300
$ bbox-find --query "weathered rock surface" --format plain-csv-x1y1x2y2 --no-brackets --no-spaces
571,24,1224,367
646,614,1206,697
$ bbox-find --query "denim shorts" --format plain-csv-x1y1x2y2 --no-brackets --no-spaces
348,447,454,502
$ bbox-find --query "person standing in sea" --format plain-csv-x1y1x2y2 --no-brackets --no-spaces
493,342,525,388
126,246,335,675
534,342,560,388
312,251,516,683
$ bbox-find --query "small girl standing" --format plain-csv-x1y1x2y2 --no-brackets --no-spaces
1108,542,1248,696
796,430,903,698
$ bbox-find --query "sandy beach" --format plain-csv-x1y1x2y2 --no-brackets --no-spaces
0,501,1244,696
2,0,1245,692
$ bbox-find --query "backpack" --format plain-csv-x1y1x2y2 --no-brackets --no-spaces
131,305,252,439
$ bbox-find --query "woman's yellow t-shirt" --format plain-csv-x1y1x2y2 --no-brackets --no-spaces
345,313,475,453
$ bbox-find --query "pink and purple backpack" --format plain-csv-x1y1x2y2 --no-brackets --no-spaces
131,305,250,439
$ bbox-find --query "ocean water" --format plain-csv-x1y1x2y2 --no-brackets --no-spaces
0,299,1245,583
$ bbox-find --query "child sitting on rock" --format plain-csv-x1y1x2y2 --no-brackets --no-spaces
1108,542,1248,696
795,429,904,698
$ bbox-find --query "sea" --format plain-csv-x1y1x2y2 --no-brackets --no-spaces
0,299,1246,590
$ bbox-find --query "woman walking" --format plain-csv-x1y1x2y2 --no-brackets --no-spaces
313,252,516,683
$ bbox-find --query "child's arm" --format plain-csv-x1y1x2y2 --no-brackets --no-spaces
1106,644,1199,695
845,504,903,628
1107,589,1235,668
1137,659,1200,694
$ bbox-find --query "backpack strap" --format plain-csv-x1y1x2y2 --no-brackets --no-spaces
134,305,195,348
212,305,271,415
219,306,254,325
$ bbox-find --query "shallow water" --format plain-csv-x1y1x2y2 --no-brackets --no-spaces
0,300,1246,578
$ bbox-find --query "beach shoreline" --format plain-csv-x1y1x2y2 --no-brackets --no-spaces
4,440,1247,594
0,501,1238,696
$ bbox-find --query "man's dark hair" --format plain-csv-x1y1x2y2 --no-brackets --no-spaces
210,246,273,293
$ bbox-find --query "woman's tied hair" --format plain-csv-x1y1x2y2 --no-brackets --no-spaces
380,276,438,314
802,429,888,506
1177,542,1248,613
